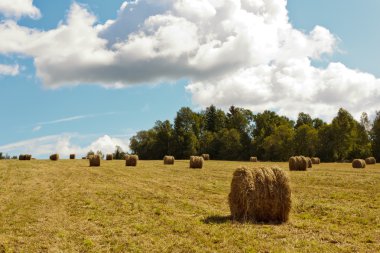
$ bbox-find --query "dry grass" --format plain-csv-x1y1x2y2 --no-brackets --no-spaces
0,160,379,252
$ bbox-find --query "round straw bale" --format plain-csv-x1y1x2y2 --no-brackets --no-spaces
202,154,210,160
311,157,320,164
250,157,258,162
228,166,291,223
163,155,175,165
89,155,100,167
365,157,376,165
70,154,75,160
289,156,308,171
106,154,113,160
82,157,87,159
306,157,312,168
19,154,25,160
126,155,138,166
190,156,204,169
50,154,59,161
352,159,366,169
24,154,32,160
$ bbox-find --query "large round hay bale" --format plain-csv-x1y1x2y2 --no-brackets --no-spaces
106,154,113,160
190,156,204,169
126,155,138,167
70,154,75,160
50,154,59,161
228,166,291,223
19,154,25,160
24,154,32,160
311,157,320,164
289,156,308,171
163,155,175,165
306,157,312,169
365,157,376,165
202,154,210,160
89,155,100,167
250,157,258,162
352,159,366,169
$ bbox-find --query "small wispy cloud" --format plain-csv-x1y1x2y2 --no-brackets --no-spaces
0,64,19,76
32,112,117,131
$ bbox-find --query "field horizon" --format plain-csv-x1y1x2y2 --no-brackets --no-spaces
0,160,379,252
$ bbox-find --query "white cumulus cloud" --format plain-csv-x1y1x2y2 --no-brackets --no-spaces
0,0,41,19
0,64,19,76
0,134,130,158
0,0,379,119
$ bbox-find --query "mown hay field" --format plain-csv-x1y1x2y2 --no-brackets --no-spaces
0,160,379,252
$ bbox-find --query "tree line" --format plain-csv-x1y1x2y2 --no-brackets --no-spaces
129,105,380,162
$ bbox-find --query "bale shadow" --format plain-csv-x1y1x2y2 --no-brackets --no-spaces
202,215,231,224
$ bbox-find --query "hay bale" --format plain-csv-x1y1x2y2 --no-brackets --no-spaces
365,157,376,165
228,166,291,223
306,157,312,169
126,155,138,167
82,157,87,159
89,155,100,167
289,156,308,171
163,155,175,165
19,154,25,160
25,154,32,160
50,154,59,161
352,159,366,169
106,154,113,161
311,157,320,164
202,154,210,160
250,157,258,162
70,154,75,160
190,156,204,169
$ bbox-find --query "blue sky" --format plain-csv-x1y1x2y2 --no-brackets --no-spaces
0,0,380,158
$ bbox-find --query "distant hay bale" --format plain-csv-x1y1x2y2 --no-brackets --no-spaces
19,154,32,160
126,155,138,167
202,154,210,160
228,166,291,223
190,156,204,169
289,156,308,171
250,157,258,162
82,157,87,159
50,154,59,161
70,154,75,160
163,155,175,165
106,154,113,161
365,157,376,165
306,157,312,168
311,157,320,164
89,155,100,167
352,159,366,169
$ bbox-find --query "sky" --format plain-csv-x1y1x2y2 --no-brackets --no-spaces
0,0,380,158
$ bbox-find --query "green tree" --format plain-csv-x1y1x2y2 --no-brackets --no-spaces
295,112,313,128
371,111,380,161
215,128,243,160
203,105,227,133
129,130,157,159
294,124,318,156
262,124,295,161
